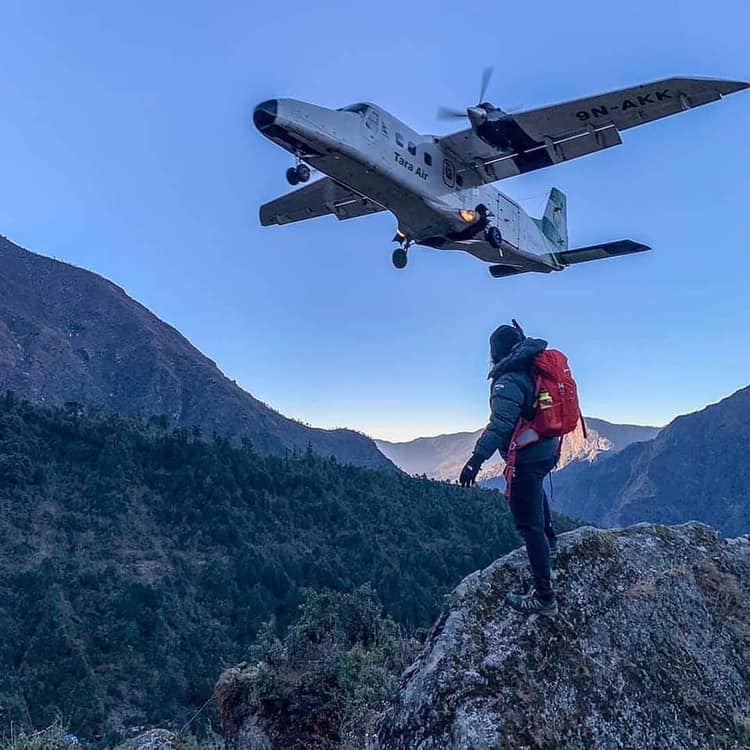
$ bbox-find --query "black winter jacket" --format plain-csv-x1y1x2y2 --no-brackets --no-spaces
472,337,560,465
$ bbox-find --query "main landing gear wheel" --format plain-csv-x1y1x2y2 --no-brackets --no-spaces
286,164,310,185
486,226,503,249
392,247,408,269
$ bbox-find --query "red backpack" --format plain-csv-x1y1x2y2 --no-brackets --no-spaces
504,348,585,498
528,349,583,439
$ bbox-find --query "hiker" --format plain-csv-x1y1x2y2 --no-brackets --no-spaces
459,322,582,617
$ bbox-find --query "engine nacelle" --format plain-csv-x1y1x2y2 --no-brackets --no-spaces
474,106,540,153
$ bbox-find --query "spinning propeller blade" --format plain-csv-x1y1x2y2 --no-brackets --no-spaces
436,106,469,120
437,66,496,121
478,66,493,104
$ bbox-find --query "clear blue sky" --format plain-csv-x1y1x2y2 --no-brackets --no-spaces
1,1,748,441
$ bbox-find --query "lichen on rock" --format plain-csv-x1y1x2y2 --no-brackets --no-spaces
113,730,181,750
374,522,750,750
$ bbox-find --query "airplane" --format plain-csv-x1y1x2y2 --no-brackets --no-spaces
253,74,748,278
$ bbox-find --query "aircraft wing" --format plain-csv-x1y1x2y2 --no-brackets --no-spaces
439,77,748,186
260,177,385,226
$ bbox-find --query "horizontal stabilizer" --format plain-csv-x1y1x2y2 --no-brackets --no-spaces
490,263,554,279
555,240,650,266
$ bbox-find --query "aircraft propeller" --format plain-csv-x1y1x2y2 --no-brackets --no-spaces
437,66,496,127
437,67,522,131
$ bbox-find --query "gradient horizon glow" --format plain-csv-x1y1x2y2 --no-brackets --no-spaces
1,0,748,441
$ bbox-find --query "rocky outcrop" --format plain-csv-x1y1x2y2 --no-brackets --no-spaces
375,522,750,750
216,667,274,750
113,730,180,750
0,236,393,469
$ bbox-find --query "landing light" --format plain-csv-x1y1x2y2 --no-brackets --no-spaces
459,209,478,223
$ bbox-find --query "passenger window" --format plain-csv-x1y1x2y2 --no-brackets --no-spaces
408,141,416,156
381,120,389,137
365,110,379,130
396,132,404,147
424,151,432,166
456,174,464,188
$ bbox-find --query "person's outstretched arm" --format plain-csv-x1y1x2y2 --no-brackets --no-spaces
459,375,526,486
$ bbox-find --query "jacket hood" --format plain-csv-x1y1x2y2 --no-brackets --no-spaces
488,337,548,380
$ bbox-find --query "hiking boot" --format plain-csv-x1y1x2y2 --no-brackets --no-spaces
505,590,558,617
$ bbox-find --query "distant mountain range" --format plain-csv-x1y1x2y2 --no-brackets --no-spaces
551,386,750,537
376,417,660,483
380,385,750,537
0,236,392,469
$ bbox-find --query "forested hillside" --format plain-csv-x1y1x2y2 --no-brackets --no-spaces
0,394,576,741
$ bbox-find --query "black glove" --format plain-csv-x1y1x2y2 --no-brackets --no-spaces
459,455,482,487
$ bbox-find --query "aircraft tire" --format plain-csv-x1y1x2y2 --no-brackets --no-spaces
486,226,503,249
392,248,408,269
296,164,311,182
286,167,300,186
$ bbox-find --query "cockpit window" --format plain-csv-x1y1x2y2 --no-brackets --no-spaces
337,103,368,116
365,109,380,131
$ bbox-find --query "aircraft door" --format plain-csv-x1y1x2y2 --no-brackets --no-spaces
496,195,520,248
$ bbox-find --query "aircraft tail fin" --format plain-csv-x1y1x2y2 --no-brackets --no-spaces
538,187,568,250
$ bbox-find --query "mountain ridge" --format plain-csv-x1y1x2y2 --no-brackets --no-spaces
0,235,392,468
552,385,750,536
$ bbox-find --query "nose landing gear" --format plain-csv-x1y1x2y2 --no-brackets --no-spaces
286,162,311,186
392,232,412,269
392,247,408,269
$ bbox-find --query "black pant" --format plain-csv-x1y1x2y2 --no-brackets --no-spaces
509,457,558,601
543,491,557,547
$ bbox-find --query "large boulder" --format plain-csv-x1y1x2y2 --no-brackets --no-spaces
114,730,180,750
375,523,750,750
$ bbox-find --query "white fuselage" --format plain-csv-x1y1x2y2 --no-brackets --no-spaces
255,98,558,266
